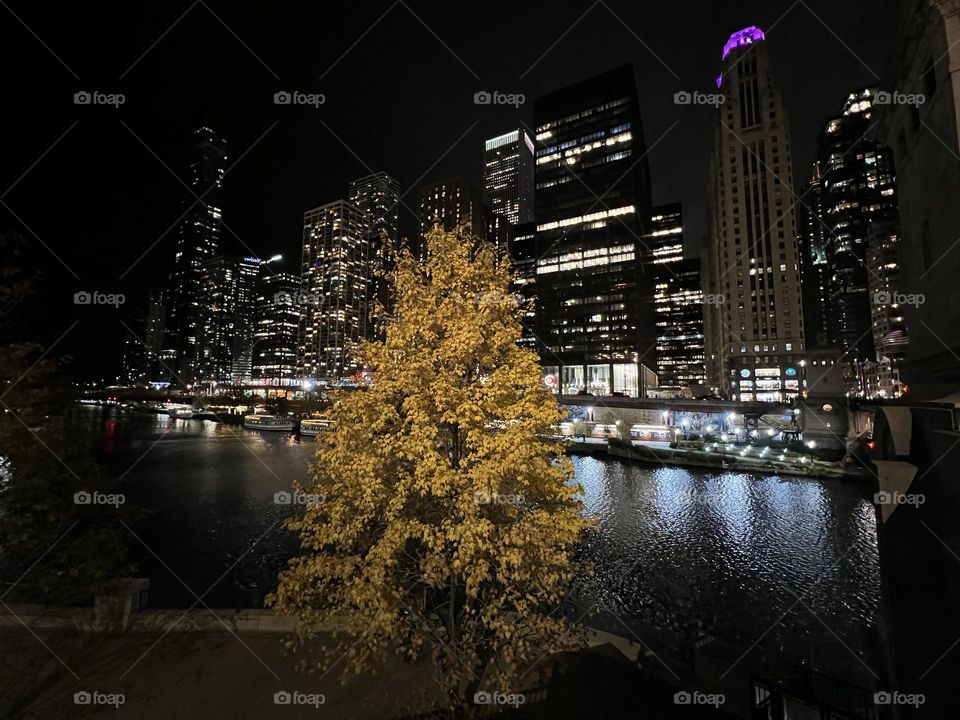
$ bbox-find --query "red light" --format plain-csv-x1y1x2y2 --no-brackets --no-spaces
867,440,876,450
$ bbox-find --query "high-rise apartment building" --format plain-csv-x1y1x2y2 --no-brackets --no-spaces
165,125,227,384
532,65,656,397
646,204,705,392
419,177,503,256
198,254,261,385
865,220,908,398
348,172,400,332
483,129,535,226
253,270,301,386
704,26,806,402
120,287,166,384
813,89,898,391
799,162,831,350
298,200,370,381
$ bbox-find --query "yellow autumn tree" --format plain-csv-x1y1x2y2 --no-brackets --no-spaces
268,225,592,711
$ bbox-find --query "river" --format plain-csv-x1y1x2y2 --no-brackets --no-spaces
71,405,883,686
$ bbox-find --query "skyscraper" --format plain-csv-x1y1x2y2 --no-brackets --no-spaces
813,89,898,391
704,26,806,402
419,177,502,256
798,162,831,350
865,220,908,398
646,204,706,392
348,172,399,272
348,172,400,332
483,129,535,226
298,200,370,381
198,254,261,385
164,125,227,384
120,287,166,384
532,65,656,397
253,270,301,387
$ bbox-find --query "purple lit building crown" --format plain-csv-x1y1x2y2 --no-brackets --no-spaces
716,25,766,87
721,25,766,60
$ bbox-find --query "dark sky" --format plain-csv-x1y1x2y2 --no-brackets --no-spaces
0,0,895,380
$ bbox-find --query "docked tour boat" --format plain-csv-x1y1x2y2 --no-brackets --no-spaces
244,414,295,431
300,418,335,437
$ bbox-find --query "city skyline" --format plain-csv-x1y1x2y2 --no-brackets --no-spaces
7,2,960,717
0,1,896,380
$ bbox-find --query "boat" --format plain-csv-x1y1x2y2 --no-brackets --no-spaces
167,406,194,419
244,414,295,431
300,418,335,437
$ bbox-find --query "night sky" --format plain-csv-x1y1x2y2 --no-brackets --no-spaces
0,0,895,380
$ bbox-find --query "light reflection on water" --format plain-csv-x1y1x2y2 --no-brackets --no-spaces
71,407,881,681
573,456,881,680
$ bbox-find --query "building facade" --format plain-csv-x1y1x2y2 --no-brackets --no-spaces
197,254,260,385
483,129,535,226
814,89,899,392
419,177,502,256
298,200,370,381
164,125,227,384
253,270,301,387
704,26,806,402
647,204,706,392
865,220,908,398
798,162,831,350
532,65,656,397
874,0,960,393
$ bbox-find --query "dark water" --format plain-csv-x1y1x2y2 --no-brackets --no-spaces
73,406,882,684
